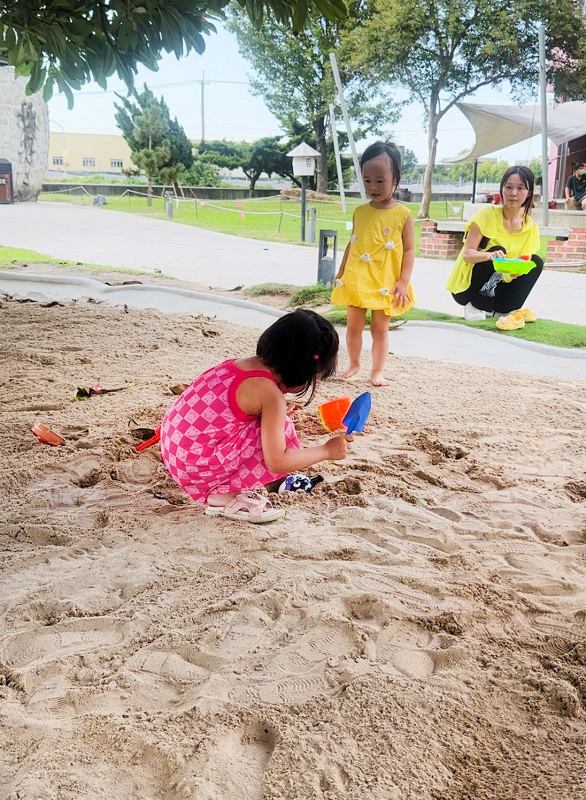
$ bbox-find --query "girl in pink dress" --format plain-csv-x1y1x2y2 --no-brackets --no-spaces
159,309,346,523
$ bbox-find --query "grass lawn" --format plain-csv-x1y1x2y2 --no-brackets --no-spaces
246,283,586,349
0,245,143,274
39,190,554,259
0,246,74,268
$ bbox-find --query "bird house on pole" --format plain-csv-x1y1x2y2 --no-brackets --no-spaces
287,142,320,176
287,142,321,242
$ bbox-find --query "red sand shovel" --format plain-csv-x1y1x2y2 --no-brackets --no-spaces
134,427,160,453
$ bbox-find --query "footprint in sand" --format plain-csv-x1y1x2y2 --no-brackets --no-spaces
111,457,160,485
170,722,276,800
228,622,357,706
375,620,465,677
127,648,209,684
1,617,128,672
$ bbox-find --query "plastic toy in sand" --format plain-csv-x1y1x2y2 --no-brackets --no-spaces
317,396,352,432
317,392,372,435
31,423,65,446
135,427,161,452
343,392,372,435
493,256,536,275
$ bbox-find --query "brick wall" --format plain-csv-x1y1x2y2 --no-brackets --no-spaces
419,220,464,259
546,228,586,264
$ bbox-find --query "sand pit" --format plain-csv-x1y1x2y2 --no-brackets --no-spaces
1,296,585,799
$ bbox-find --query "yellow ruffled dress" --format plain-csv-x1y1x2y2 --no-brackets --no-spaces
331,203,415,317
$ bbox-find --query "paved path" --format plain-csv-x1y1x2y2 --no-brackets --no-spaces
1,201,585,325
2,271,585,382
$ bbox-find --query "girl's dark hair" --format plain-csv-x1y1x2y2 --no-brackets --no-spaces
256,308,339,401
360,141,402,185
500,166,534,219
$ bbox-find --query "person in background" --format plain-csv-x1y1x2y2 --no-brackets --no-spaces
446,166,543,331
331,141,415,386
565,162,586,210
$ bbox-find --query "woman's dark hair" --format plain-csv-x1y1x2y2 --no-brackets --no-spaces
256,308,339,401
360,141,402,185
500,166,534,219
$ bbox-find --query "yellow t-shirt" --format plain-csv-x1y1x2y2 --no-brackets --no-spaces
331,202,415,317
445,206,541,294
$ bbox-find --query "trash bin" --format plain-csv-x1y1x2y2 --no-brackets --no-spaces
0,160,14,204
317,229,337,287
306,207,317,242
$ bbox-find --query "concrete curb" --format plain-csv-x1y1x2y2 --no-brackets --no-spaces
1,270,584,362
405,320,586,360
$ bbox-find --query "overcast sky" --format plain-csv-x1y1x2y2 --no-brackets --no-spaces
48,25,544,165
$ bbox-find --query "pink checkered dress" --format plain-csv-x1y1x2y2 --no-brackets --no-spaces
159,359,300,503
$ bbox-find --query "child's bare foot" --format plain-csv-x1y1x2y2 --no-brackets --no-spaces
341,364,360,379
206,491,237,508
370,372,389,387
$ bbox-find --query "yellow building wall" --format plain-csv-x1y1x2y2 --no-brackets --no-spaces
48,132,134,174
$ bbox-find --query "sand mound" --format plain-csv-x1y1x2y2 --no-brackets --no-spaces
1,297,585,799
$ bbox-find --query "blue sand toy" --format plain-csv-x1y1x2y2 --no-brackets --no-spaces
342,391,372,435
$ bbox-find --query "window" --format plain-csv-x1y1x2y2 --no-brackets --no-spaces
110,159,123,169
52,156,64,166
82,157,96,168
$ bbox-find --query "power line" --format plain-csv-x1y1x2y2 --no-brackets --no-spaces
58,77,251,97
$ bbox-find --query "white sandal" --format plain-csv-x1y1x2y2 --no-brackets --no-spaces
220,491,284,524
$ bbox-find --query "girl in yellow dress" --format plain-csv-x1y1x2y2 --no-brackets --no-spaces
446,166,543,330
331,141,415,386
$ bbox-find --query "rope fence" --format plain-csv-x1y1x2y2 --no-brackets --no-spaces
39,186,464,242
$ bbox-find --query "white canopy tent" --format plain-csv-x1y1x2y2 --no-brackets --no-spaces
446,101,586,163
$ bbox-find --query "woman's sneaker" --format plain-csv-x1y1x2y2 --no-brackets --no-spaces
464,303,487,321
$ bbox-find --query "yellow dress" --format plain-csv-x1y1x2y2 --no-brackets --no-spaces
445,206,541,294
331,203,415,317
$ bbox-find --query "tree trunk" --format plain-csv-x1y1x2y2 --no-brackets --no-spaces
419,104,439,218
314,115,328,194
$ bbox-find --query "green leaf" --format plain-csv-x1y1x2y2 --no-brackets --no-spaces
42,79,54,103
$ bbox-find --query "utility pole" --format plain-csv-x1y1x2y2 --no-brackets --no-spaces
200,71,205,144
201,72,206,144
538,25,549,226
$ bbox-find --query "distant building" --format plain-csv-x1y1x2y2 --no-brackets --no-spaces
48,132,134,174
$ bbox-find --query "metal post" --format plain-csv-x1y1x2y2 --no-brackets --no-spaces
201,71,205,144
329,103,346,212
301,176,307,242
539,25,549,226
471,158,478,203
329,52,366,201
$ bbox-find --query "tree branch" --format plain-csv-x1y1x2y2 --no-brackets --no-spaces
97,0,116,47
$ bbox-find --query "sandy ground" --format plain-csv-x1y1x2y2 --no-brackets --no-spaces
1,295,586,800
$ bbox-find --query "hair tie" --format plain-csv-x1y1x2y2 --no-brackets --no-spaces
313,354,319,361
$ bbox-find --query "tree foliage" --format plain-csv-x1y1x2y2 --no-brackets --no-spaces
343,0,586,216
226,3,394,192
0,0,346,106
184,157,223,187
115,84,193,195
199,137,288,190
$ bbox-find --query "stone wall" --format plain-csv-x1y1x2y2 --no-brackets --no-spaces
0,67,49,201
